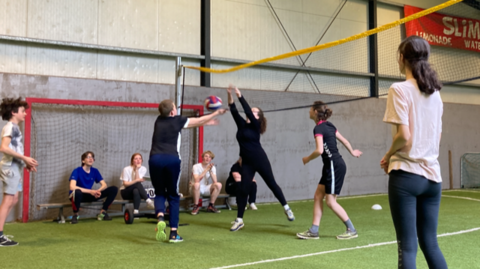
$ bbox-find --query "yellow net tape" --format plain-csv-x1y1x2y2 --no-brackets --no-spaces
185,0,463,74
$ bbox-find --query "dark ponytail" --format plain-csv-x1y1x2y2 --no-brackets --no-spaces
398,36,442,94
312,101,332,121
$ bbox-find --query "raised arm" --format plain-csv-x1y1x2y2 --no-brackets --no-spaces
228,85,246,127
336,131,362,157
236,88,259,127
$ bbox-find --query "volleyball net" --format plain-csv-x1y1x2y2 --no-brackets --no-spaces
183,0,479,112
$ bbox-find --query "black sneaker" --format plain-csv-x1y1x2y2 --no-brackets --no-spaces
99,212,112,221
0,235,18,247
169,233,183,243
71,215,79,224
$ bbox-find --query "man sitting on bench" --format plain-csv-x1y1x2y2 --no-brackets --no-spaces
190,151,222,215
225,158,258,210
69,151,118,224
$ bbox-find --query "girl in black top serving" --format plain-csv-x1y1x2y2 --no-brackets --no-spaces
227,85,294,232
297,101,362,240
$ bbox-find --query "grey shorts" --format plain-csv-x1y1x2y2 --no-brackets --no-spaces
1,163,23,195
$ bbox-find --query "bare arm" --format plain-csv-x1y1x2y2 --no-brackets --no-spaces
380,124,410,173
0,136,38,168
97,180,107,192
336,131,362,157
187,109,226,128
211,172,218,184
69,179,94,194
302,136,324,165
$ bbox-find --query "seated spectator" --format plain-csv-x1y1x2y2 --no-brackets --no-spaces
225,158,258,210
190,151,222,215
69,151,118,224
120,153,154,214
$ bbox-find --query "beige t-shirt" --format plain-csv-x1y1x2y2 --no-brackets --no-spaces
383,79,443,183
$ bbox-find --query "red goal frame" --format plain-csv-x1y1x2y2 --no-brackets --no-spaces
23,98,203,223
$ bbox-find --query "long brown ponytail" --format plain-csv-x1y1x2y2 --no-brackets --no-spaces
398,36,442,94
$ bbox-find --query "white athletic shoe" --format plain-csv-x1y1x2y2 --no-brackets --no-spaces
249,203,258,210
146,198,155,209
285,209,295,221
230,220,244,232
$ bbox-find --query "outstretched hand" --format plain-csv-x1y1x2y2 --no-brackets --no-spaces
235,87,242,98
215,108,227,115
351,149,362,158
227,84,234,94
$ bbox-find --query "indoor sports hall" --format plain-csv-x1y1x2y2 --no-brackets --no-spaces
0,0,479,268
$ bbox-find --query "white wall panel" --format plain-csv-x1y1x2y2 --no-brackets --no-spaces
0,42,26,73
442,86,480,104
302,0,343,17
212,0,292,61
340,0,368,23
378,4,403,77
27,0,97,44
97,52,160,83
158,0,200,55
0,0,27,36
25,46,97,78
98,0,158,50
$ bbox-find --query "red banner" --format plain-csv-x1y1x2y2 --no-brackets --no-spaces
404,5,480,52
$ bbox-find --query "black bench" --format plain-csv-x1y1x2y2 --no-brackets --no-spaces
37,200,132,223
37,195,196,223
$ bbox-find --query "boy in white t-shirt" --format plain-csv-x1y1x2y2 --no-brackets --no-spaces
0,98,38,246
190,151,222,215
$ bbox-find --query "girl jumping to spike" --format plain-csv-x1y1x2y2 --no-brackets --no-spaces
227,85,294,232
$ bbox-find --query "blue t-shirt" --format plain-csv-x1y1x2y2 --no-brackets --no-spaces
69,167,103,194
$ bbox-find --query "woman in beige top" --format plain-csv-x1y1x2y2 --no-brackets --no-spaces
381,36,447,269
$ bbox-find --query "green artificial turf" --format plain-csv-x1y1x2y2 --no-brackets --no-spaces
1,190,479,269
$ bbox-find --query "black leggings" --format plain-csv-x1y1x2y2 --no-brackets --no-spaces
237,154,287,218
121,182,149,210
388,170,447,269
70,186,118,213
226,181,257,204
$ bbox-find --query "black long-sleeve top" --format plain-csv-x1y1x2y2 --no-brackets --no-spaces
229,96,266,159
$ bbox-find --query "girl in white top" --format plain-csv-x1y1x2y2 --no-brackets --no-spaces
120,153,154,213
381,36,446,269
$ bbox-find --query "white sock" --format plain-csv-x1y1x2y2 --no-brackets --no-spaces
236,218,243,223
283,204,290,211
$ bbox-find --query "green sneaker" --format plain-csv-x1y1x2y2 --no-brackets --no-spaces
156,221,167,241
296,230,319,240
336,229,358,240
97,212,112,221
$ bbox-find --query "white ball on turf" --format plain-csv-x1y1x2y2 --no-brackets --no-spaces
371,204,382,210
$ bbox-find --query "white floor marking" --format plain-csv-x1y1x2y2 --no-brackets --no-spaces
211,227,480,269
442,195,480,202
